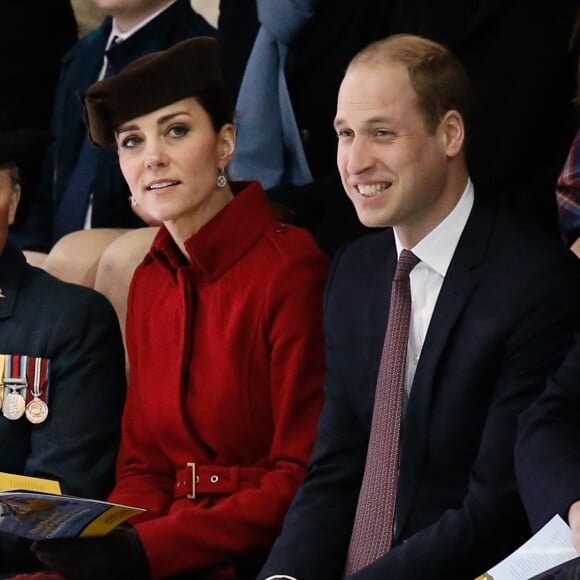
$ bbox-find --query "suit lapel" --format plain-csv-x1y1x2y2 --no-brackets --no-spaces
394,202,496,533
371,233,398,406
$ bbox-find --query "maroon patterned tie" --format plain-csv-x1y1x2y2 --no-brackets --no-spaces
345,249,420,575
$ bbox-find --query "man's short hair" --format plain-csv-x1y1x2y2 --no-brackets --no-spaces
348,34,474,135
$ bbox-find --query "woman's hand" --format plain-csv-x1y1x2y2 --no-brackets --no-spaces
31,526,149,580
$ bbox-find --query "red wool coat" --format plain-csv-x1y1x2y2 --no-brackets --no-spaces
109,181,329,579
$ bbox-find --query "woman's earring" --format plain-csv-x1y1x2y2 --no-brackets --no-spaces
130,195,138,207
216,167,227,188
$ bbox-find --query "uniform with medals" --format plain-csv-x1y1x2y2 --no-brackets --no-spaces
0,125,127,575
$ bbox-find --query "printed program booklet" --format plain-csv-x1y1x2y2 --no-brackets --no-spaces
0,472,145,540
475,514,578,580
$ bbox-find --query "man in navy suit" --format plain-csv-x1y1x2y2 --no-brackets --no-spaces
258,34,580,580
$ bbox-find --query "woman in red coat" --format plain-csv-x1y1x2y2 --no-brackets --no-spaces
20,37,329,580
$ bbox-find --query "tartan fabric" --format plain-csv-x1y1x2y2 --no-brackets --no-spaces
345,249,420,575
556,129,580,246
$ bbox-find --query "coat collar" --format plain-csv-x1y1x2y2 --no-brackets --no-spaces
147,181,278,284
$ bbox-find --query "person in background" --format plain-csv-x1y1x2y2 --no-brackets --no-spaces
557,128,580,259
258,34,580,580
11,37,328,580
1,1,78,230
555,11,580,260
10,0,215,281
0,124,127,577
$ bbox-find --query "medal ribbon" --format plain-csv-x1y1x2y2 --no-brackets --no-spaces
26,357,50,405
25,356,50,424
2,354,28,420
6,354,28,394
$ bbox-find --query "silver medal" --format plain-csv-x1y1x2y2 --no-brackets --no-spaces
3,391,26,420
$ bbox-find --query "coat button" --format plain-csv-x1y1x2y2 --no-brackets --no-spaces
274,222,289,234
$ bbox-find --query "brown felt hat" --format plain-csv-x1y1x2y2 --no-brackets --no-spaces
84,36,225,147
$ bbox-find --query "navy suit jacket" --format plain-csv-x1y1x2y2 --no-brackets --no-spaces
0,242,127,573
11,0,216,252
258,200,580,579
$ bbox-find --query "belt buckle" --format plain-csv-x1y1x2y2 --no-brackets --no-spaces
187,462,197,499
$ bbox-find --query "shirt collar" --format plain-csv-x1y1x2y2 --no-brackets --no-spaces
395,178,474,277
107,0,177,46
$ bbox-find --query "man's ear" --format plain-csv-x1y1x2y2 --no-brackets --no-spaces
8,184,21,226
440,110,465,159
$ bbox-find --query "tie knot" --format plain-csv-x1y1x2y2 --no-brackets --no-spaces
394,249,420,280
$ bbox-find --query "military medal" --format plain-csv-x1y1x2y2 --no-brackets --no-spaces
3,391,26,420
25,357,49,424
2,355,28,420
2,354,28,420
25,398,48,424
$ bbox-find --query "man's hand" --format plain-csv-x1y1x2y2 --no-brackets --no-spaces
569,500,580,554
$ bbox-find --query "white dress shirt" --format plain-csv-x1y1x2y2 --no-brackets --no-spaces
398,178,474,401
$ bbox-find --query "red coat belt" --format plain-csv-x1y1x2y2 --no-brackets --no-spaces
174,463,268,499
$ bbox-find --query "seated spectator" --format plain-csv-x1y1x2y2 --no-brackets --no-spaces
257,33,580,580
515,334,580,579
556,16,580,260
11,37,329,580
10,0,216,279
0,126,127,576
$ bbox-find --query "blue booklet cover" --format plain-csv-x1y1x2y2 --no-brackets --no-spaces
0,490,145,540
